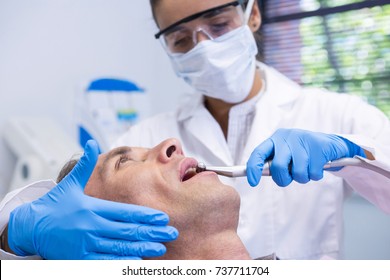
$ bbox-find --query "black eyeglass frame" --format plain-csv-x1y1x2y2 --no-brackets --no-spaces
154,1,241,39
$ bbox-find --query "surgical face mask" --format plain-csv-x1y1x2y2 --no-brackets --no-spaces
168,25,258,103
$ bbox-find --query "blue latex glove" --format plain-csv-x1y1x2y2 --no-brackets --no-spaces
247,128,366,187
8,140,178,260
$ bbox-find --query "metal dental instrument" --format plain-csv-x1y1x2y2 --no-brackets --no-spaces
196,157,390,179
196,162,270,177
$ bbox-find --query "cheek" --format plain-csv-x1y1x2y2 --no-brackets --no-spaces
84,171,104,198
103,170,176,208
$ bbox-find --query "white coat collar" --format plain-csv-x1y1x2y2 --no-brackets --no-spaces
257,61,302,107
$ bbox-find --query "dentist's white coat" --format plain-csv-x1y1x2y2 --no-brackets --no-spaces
1,63,389,259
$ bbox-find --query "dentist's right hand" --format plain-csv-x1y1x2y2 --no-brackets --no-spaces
7,140,178,260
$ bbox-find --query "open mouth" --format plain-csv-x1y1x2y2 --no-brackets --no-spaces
182,167,197,182
180,158,198,182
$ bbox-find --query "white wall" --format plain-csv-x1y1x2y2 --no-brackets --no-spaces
0,0,190,195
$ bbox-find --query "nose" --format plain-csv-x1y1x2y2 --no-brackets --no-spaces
154,138,183,163
193,28,211,44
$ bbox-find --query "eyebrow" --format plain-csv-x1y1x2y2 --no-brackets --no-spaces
100,146,132,178
164,7,231,38
203,6,231,19
155,1,239,39
165,25,186,37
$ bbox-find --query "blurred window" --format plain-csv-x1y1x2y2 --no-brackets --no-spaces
260,0,390,117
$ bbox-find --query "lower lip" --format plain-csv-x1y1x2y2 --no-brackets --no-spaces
189,171,217,181
197,171,216,176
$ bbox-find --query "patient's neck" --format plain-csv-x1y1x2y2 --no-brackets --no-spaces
155,228,251,260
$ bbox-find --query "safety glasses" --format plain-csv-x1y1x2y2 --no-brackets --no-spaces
154,1,246,54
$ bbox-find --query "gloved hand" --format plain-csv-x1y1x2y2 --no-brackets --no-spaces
8,140,178,260
247,128,366,187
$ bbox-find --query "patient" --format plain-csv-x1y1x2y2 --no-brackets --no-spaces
58,138,256,260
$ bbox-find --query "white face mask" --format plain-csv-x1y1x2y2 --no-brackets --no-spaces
168,25,258,104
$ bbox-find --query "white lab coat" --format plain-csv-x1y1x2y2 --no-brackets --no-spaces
1,62,389,260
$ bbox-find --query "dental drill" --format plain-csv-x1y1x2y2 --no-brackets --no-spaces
196,157,390,179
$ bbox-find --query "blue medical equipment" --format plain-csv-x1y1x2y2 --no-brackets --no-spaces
77,78,145,151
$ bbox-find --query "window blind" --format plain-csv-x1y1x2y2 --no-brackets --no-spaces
260,0,390,117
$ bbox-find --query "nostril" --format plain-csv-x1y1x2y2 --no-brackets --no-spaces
166,145,176,158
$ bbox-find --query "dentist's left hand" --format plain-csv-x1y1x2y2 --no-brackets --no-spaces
7,140,178,260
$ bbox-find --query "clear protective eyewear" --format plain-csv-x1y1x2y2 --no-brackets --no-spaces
154,1,247,54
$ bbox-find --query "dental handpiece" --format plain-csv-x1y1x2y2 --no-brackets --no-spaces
196,162,270,177
195,157,372,178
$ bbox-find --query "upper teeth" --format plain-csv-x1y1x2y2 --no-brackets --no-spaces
182,167,196,181
185,167,195,175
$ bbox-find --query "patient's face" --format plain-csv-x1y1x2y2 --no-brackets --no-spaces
85,138,239,229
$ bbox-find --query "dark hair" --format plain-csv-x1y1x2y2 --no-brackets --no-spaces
149,0,263,61
56,159,79,183
253,27,264,62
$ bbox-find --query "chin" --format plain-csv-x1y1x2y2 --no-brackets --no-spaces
216,183,241,211
228,185,241,210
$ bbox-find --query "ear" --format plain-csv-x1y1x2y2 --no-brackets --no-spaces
248,1,262,32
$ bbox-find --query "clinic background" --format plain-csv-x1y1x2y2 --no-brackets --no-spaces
0,0,389,259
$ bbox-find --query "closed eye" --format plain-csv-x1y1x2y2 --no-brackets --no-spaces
210,22,230,34
115,155,131,170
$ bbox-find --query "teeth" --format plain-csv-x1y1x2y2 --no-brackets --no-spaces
182,167,196,182
185,167,196,175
